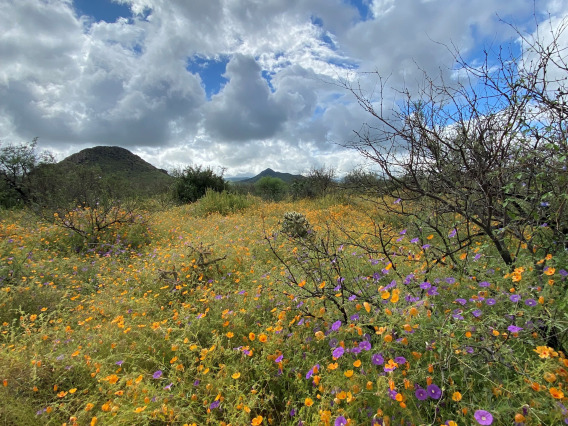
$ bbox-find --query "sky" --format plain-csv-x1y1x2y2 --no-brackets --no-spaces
0,0,566,178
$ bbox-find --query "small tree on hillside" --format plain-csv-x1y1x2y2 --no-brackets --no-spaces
290,166,337,199
173,166,227,204
0,138,55,207
346,18,568,267
255,176,287,201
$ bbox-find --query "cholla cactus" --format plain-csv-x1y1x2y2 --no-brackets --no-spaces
281,211,313,238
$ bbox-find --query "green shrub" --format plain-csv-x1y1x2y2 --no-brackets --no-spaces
193,190,253,216
173,166,227,204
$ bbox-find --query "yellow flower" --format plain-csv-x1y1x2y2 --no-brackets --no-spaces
232,372,241,379
249,332,256,341
304,397,314,406
85,403,95,411
550,387,564,399
344,370,354,377
105,374,119,384
534,346,556,358
226,331,234,338
452,391,462,401
134,406,147,413
251,415,263,425
543,372,557,383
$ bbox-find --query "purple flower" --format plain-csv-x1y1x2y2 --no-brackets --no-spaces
332,346,344,359
445,277,456,284
509,294,521,303
152,370,163,379
335,416,348,426
411,238,420,243
115,360,124,366
507,325,523,333
449,228,457,238
427,384,442,399
305,368,314,379
525,298,537,306
474,410,493,425
415,388,428,400
455,298,467,305
164,382,173,390
394,356,406,364
210,400,220,409
486,298,496,306
472,309,482,318
422,244,430,249
275,354,283,363
420,281,432,290
331,320,342,331
359,340,371,351
427,286,439,296
479,281,490,287
371,353,384,365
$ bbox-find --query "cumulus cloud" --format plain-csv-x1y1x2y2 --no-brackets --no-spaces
203,54,287,141
0,0,565,176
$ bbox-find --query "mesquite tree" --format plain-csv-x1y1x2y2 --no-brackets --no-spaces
346,19,568,267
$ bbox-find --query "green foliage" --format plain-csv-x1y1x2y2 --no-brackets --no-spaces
254,176,288,201
0,138,54,208
193,189,254,216
173,166,227,204
290,166,337,199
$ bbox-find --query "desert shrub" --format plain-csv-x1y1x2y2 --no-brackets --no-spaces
193,189,253,216
254,176,288,201
173,166,227,204
268,206,568,424
0,138,55,208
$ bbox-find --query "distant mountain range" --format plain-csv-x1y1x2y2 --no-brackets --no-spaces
236,168,305,184
55,146,304,193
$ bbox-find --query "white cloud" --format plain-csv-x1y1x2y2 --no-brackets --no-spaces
0,0,565,177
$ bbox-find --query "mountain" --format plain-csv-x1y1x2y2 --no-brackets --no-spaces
239,168,305,184
58,146,173,196
61,146,168,175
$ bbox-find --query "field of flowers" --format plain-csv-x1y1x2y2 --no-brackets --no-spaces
1,195,567,425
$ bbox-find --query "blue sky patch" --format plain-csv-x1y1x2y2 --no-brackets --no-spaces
187,56,230,98
73,0,132,23
346,0,371,21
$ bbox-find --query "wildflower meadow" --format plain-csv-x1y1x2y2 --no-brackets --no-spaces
1,192,567,425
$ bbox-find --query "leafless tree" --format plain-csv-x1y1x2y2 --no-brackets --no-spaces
346,17,568,267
